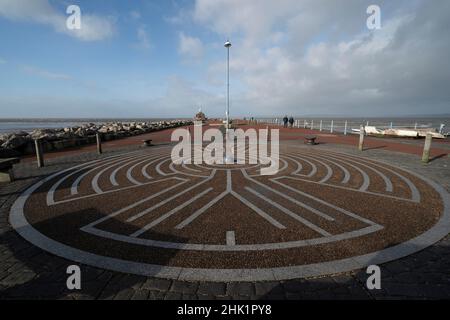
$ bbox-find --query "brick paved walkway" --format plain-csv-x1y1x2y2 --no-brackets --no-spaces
1,143,449,299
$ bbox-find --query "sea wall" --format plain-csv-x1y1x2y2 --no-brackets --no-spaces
0,120,192,158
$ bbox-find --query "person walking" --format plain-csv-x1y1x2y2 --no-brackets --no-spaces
289,116,294,128
283,115,288,128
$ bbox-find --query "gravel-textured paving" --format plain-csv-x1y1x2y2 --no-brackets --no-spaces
1,142,449,300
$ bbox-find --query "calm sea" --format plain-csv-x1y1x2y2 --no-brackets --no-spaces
0,117,449,135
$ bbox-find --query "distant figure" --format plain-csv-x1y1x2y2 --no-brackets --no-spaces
289,116,294,128
283,115,288,128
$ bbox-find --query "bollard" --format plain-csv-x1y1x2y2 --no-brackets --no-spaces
390,122,393,129
34,139,44,168
344,121,348,135
330,120,334,133
319,120,323,131
96,133,102,155
311,120,314,130
414,123,418,130
304,120,307,129
422,133,432,163
358,125,365,151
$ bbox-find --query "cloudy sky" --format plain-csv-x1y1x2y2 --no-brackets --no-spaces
0,0,449,118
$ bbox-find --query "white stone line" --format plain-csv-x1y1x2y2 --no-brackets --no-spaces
140,155,169,179
169,162,211,177
93,154,151,194
82,222,381,251
126,170,217,222
175,191,228,229
230,190,286,229
318,152,393,192
312,154,370,191
288,153,350,184
56,177,187,205
245,187,331,236
130,187,214,237
270,178,380,226
284,155,302,175
175,170,232,229
12,148,450,281
156,158,175,176
182,163,203,173
276,176,416,203
286,154,317,177
80,177,188,229
109,154,153,187
293,155,333,184
316,150,419,201
126,155,167,185
242,169,335,221
226,231,236,246
247,158,288,177
46,153,127,206
71,153,143,196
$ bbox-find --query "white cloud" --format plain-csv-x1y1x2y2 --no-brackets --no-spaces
178,32,204,61
136,26,151,50
21,65,71,80
0,0,115,41
187,0,450,116
130,10,141,20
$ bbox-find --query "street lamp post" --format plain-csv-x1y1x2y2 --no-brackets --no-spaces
224,40,234,164
224,40,232,130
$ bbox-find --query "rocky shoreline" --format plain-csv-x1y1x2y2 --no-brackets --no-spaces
0,120,192,158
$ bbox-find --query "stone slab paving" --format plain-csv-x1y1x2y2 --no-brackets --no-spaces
0,143,449,300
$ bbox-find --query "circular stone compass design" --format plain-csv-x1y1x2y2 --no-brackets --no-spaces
9,145,450,281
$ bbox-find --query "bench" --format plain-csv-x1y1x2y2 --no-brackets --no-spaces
0,158,20,183
304,135,317,145
142,139,153,147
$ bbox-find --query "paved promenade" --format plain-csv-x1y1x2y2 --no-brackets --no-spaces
1,133,449,299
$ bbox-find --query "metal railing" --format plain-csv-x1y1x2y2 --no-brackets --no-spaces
248,118,447,135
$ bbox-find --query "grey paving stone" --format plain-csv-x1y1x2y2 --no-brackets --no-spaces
164,292,183,300
383,283,423,297
131,289,150,300
197,294,217,300
142,278,172,291
170,280,198,294
113,288,135,300
182,293,198,300
148,290,166,300
197,282,226,296
282,280,310,293
0,270,35,286
255,281,283,296
226,282,255,297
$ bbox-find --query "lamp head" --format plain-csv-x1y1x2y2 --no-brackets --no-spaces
224,40,232,48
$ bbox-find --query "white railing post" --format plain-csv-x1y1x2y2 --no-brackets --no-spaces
344,121,348,135
319,120,323,131
330,120,334,133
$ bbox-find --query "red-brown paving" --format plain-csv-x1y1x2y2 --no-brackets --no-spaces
9,142,450,281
